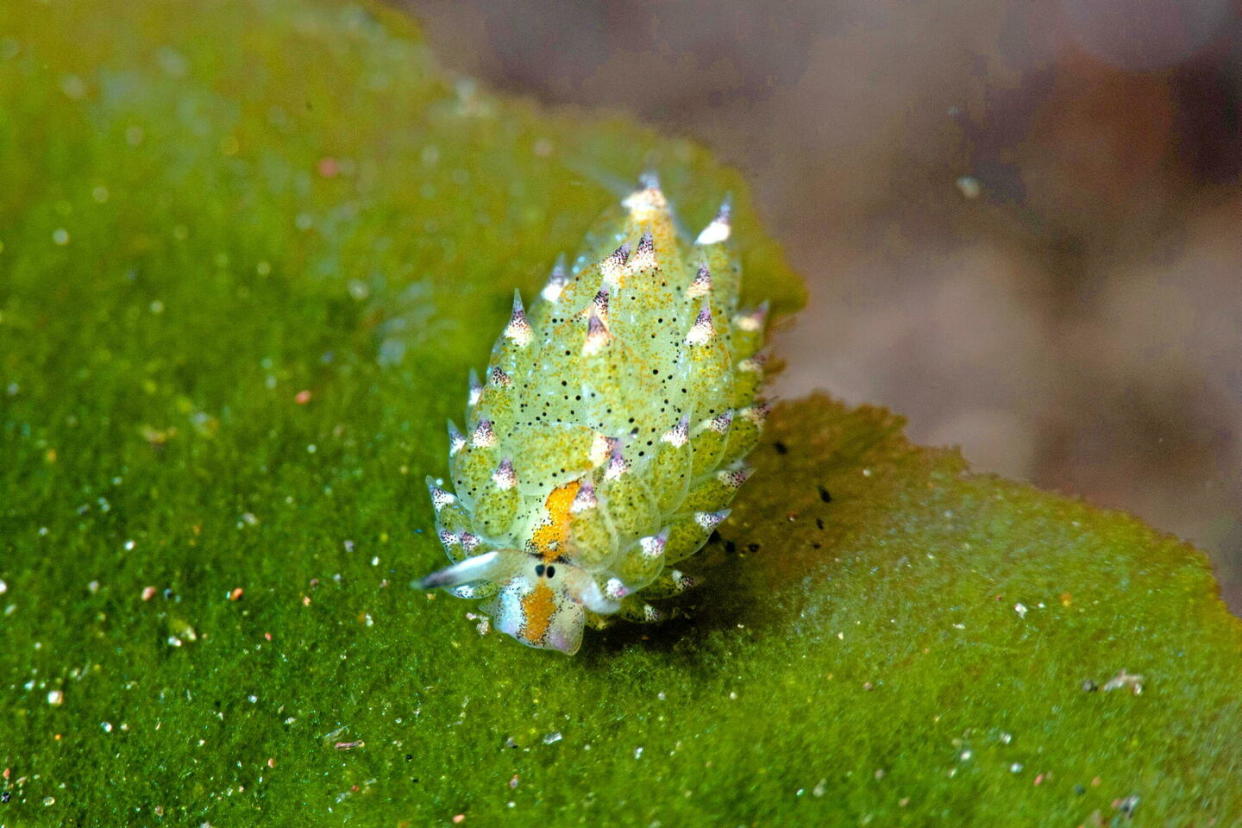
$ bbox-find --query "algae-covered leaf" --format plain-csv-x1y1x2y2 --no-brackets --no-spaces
1,1,1239,826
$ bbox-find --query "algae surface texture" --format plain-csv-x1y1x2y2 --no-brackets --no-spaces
2,1,1240,825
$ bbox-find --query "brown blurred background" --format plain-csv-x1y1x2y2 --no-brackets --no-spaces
402,0,1242,612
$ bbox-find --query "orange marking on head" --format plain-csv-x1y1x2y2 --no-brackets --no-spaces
531,480,580,562
519,582,557,645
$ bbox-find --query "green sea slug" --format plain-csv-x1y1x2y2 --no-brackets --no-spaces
418,175,769,654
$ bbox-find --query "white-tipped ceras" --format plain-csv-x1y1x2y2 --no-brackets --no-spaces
417,174,770,654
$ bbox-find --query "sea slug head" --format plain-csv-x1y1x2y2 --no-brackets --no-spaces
418,551,621,654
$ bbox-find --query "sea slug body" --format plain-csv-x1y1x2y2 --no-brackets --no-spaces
417,174,769,654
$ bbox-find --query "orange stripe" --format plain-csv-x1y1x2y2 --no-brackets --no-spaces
530,480,580,563
520,582,557,644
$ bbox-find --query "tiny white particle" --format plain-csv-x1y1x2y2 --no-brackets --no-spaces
1014,603,1028,619
47,689,64,706
956,176,982,199
542,731,562,745
634,746,644,759
101,721,113,733
52,228,70,246
1010,763,1023,773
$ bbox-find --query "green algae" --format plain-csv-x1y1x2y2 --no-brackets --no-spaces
1,1,1239,825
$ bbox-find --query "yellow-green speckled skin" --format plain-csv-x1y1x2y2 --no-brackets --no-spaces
419,178,767,654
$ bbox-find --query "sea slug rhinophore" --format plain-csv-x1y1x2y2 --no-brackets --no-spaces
417,174,769,654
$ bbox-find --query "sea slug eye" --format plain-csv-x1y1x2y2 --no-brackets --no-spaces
417,174,768,654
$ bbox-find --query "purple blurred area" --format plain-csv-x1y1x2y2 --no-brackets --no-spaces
402,0,1242,612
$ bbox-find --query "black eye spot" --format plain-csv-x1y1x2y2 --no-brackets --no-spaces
534,564,545,576
545,565,556,578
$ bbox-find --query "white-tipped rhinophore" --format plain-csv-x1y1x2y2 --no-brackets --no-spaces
418,550,503,590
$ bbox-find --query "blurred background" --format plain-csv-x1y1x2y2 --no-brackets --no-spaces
402,0,1242,612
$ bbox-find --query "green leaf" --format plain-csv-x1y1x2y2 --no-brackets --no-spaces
1,1,1238,825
